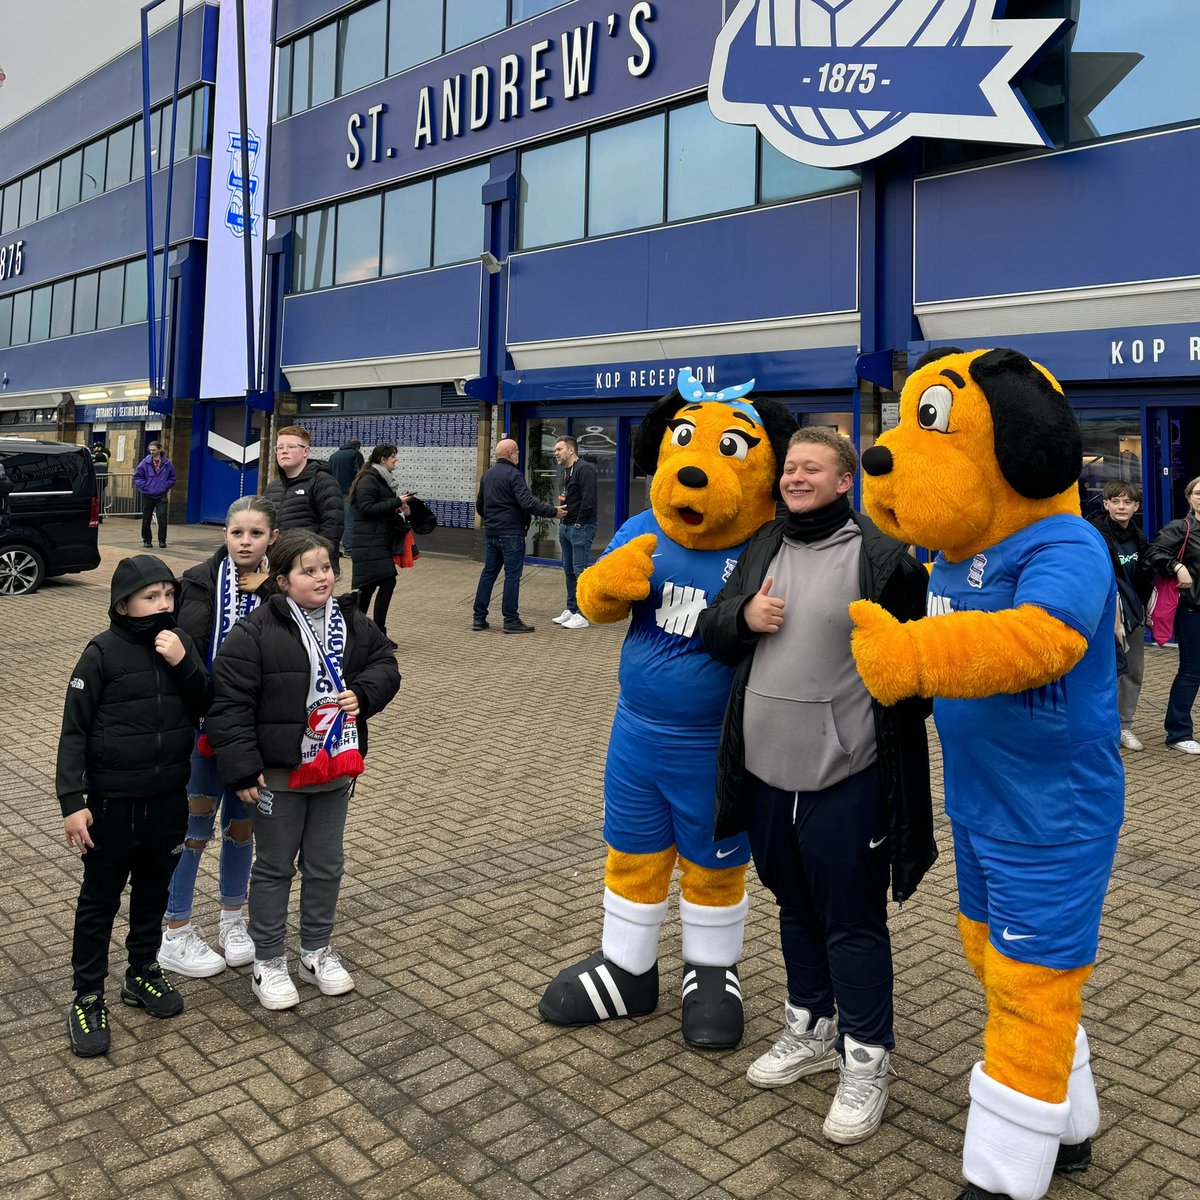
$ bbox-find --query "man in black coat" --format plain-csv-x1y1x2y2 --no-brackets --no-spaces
328,439,364,554
265,426,344,570
471,437,564,634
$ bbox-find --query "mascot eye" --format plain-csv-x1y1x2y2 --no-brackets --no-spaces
669,424,695,448
718,431,753,461
917,384,954,433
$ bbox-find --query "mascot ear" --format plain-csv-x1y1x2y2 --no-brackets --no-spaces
752,399,800,499
969,349,1082,500
633,390,688,476
913,345,965,370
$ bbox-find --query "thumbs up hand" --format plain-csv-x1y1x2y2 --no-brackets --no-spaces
744,575,785,634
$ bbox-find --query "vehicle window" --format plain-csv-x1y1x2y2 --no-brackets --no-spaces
0,452,73,493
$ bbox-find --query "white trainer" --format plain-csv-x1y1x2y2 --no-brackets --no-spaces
157,925,226,978
1118,729,1144,751
552,608,573,624
299,946,355,996
822,1035,894,1145
219,915,256,968
563,612,590,630
747,1002,839,1088
1168,738,1200,754
252,956,299,1010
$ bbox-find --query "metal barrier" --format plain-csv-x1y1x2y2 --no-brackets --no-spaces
98,472,144,517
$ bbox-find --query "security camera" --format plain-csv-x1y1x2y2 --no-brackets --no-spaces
480,251,506,275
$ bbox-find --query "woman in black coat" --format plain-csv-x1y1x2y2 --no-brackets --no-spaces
348,445,409,638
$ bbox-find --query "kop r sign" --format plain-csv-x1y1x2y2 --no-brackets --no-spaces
708,0,1065,169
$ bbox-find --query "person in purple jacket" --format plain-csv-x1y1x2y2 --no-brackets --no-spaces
134,441,176,549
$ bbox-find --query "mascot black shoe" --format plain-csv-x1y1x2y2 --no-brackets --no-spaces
680,962,743,1049
538,952,658,1026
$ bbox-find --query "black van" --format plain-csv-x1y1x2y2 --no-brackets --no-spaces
0,437,101,595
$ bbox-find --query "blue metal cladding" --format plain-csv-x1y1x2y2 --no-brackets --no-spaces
915,128,1200,303
269,0,727,215
280,262,482,369
505,193,859,345
0,159,207,297
0,324,151,392
0,4,215,182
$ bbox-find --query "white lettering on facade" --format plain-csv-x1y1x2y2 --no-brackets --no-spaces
367,103,385,162
346,112,363,168
1153,337,1166,363
414,87,433,148
499,54,521,121
470,66,491,130
1131,339,1144,364
1191,337,1200,361
530,39,551,112
627,2,654,77
1111,340,1123,365
562,24,596,99
442,75,463,140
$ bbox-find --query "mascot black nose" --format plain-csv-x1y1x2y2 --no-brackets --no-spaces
677,465,708,489
861,446,893,477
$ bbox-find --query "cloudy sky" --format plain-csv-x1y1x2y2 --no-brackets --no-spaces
0,0,209,131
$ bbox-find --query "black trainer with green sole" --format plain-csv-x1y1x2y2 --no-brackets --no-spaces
120,963,184,1017
68,993,111,1057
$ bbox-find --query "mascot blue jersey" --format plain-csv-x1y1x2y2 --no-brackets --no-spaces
928,514,1124,846
604,510,748,727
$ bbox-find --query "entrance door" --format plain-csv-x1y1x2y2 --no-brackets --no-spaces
194,401,265,523
1151,407,1200,534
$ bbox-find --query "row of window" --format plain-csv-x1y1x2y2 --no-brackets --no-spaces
0,89,211,238
519,98,858,250
292,161,488,292
278,0,565,118
0,254,163,350
296,384,455,413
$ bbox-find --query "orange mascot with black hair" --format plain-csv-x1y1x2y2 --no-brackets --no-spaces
850,348,1124,1200
539,369,796,1048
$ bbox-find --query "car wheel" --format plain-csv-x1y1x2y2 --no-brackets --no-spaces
0,545,46,595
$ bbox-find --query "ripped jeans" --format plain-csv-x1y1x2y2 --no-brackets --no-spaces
163,742,254,922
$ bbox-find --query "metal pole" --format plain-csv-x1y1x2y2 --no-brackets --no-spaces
234,0,257,395
158,0,186,400
139,2,162,398
255,0,282,397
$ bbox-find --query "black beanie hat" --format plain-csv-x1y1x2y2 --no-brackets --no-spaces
109,554,178,617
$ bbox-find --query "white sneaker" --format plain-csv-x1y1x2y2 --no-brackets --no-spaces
563,612,590,629
219,915,256,968
552,608,573,624
822,1035,894,1145
746,1002,839,1088
298,946,355,996
157,925,226,978
1119,729,1144,752
1168,738,1200,754
252,956,299,1010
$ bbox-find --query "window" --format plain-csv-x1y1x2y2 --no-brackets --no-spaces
667,102,756,222
291,34,312,115
28,286,52,343
294,207,335,291
588,114,664,236
519,136,585,249
50,278,75,339
0,295,11,348
147,107,164,174
334,193,382,284
81,140,107,202
170,92,194,162
382,180,433,275
191,87,210,154
18,174,39,228
337,0,387,95
97,265,125,330
433,163,488,265
760,142,859,203
124,259,148,324
130,117,146,182
10,289,31,345
277,42,293,119
38,161,60,221
59,150,83,209
1,184,19,234
389,0,441,74
444,0,505,52
106,124,134,190
311,24,336,107
513,0,564,18
73,272,99,333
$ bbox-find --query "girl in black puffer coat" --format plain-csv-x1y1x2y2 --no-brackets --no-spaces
349,444,409,638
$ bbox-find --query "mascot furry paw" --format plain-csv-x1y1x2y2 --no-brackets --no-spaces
538,369,796,1049
852,348,1124,1200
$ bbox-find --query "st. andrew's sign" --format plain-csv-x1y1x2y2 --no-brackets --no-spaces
708,0,1065,168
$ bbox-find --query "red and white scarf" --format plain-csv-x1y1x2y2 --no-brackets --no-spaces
286,596,364,788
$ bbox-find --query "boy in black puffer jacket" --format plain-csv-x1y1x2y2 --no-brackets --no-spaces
56,556,211,1057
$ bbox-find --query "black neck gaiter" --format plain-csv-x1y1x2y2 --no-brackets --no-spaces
783,494,853,544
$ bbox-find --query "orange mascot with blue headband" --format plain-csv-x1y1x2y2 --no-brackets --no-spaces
850,348,1124,1200
539,369,796,1049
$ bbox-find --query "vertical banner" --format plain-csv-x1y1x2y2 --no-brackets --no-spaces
199,0,273,399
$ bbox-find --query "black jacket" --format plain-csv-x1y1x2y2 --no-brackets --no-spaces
177,545,276,656
265,460,345,552
1088,513,1153,625
697,513,936,903
350,470,401,589
476,459,557,534
206,593,400,789
1146,516,1200,610
562,457,598,525
328,444,364,493
56,621,210,816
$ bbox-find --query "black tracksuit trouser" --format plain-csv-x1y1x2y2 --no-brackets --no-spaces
70,792,187,998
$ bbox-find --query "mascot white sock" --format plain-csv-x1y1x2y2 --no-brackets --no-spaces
679,895,749,967
602,889,668,976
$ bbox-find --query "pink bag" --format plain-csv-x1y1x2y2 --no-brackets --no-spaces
1149,521,1191,646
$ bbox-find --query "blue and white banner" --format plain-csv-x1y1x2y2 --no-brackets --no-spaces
709,0,1064,168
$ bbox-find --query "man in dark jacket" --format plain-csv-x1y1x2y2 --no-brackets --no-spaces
471,437,564,633
264,426,344,570
328,439,364,554
697,428,933,1148
552,436,599,630
133,441,175,548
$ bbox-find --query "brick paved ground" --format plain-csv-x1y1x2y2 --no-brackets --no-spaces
0,519,1197,1200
